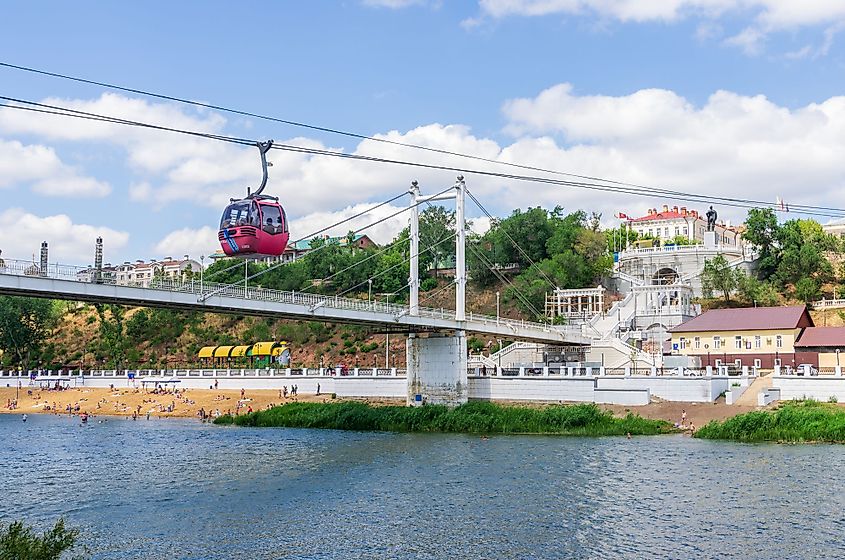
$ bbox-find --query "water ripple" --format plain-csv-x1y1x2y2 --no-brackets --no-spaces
2,416,845,558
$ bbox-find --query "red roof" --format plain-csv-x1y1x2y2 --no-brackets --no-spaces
670,305,813,333
631,211,688,222
795,327,845,348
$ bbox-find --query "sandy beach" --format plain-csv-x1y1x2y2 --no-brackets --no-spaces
0,387,333,420
0,386,762,427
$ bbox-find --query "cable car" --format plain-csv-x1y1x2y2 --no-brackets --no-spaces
218,140,289,257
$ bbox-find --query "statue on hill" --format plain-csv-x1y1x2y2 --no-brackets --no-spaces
706,206,717,232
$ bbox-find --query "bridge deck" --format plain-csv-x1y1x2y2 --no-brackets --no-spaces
0,263,588,345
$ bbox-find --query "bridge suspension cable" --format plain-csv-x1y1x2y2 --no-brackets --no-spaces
6,60,844,217
466,188,558,293
334,231,457,299
2,96,844,219
417,197,546,322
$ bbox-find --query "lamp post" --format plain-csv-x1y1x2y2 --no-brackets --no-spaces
368,279,373,309
385,293,390,368
496,291,500,326
200,255,205,294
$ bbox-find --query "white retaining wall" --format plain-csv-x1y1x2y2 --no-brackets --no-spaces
2,370,735,405
594,388,650,406
468,377,597,402
596,376,730,403
773,376,845,402
334,377,405,398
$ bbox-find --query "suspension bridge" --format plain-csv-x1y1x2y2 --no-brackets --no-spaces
0,178,591,406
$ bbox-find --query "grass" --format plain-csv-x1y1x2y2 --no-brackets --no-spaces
214,401,672,436
695,400,845,443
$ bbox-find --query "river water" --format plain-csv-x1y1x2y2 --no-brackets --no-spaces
1,413,844,559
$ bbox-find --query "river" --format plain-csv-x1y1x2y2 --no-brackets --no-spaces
1,413,844,559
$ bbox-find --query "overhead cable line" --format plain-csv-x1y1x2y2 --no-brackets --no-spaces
202,185,454,299
3,97,845,219
3,61,842,215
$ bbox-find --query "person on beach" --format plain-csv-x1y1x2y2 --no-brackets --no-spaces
240,388,245,399
681,410,687,427
316,383,320,396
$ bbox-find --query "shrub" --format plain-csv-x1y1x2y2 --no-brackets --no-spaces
0,518,82,560
696,400,845,442
214,401,671,436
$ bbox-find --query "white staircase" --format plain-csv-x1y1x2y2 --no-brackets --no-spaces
587,292,637,340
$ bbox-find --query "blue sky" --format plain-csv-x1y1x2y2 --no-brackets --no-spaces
2,0,845,262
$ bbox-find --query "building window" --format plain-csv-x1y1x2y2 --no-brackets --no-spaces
734,359,742,368
665,227,669,237
754,336,761,349
735,336,742,349
683,227,688,235
714,336,721,349
776,335,783,348
774,358,782,367
715,359,722,367
675,227,680,236
754,359,762,368
694,336,700,349
679,337,686,350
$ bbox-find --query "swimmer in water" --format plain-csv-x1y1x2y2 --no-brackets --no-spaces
22,414,27,422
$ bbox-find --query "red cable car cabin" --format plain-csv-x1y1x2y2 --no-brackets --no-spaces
217,140,289,257
218,197,289,257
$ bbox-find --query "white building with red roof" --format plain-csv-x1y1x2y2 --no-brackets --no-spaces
628,204,741,247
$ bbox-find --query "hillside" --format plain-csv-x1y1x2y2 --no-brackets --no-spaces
35,281,528,371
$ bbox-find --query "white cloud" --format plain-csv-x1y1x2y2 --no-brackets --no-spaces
495,83,845,224
470,0,845,53
0,208,128,263
0,139,110,197
154,226,219,260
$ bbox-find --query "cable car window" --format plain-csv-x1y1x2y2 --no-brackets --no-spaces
221,202,251,228
260,204,285,234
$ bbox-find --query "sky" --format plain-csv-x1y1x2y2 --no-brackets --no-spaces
2,0,845,263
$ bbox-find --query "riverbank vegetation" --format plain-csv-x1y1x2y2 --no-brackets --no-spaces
0,518,83,559
695,400,845,443
214,401,672,436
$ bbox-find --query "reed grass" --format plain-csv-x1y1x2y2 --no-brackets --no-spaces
695,400,845,443
214,401,671,436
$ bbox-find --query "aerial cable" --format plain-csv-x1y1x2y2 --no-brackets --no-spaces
2,98,845,219
3,61,843,215
200,185,454,300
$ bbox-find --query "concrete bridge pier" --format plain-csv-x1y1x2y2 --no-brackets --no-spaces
406,331,467,406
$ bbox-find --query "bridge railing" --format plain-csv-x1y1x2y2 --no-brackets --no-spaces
0,259,580,339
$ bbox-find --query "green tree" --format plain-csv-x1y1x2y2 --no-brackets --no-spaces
0,296,55,367
0,518,82,560
774,220,833,288
743,208,780,279
95,304,129,369
795,277,821,303
701,255,739,302
419,205,456,277
735,273,780,307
